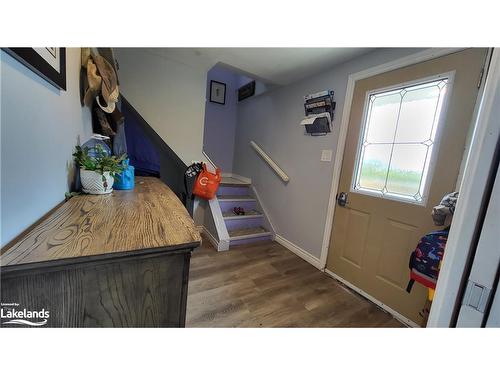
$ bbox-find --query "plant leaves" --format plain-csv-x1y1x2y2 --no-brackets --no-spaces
73,145,127,177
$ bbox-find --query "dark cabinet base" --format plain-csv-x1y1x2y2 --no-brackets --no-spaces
1,250,192,328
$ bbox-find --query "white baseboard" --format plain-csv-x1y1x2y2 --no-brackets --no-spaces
324,269,420,328
251,186,276,234
199,225,229,252
275,234,322,270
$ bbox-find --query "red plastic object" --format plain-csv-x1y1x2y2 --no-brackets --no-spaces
192,163,221,200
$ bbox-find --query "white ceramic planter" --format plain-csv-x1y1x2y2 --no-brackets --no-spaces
80,169,114,195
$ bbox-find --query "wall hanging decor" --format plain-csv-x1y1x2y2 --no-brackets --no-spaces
210,80,226,105
238,80,255,101
3,48,66,90
300,89,336,136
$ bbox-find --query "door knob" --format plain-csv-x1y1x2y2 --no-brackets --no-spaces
337,192,348,207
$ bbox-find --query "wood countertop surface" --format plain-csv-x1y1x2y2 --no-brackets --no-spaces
1,177,201,270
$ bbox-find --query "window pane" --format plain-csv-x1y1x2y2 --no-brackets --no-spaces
357,144,392,191
365,92,401,143
386,144,428,196
353,77,449,204
395,84,443,143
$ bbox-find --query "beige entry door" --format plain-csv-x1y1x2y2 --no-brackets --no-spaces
326,49,487,325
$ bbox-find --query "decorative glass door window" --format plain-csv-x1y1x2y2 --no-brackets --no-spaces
352,76,450,204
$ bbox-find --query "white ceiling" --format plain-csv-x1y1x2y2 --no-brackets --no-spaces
142,48,374,85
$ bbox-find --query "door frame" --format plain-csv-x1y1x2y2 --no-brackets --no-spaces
319,48,466,270
428,48,499,327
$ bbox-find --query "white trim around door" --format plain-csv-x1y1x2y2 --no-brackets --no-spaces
319,48,465,270
324,269,419,327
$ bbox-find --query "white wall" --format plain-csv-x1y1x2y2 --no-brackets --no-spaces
1,48,93,246
233,48,425,260
114,48,211,225
114,48,207,165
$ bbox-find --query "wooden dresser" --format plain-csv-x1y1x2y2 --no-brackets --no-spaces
0,177,201,327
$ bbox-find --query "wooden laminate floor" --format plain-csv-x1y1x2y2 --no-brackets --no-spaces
187,237,405,327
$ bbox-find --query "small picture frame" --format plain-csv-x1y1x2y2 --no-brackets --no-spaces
210,80,226,105
3,48,66,90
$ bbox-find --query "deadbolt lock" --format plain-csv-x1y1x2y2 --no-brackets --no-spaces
337,192,349,207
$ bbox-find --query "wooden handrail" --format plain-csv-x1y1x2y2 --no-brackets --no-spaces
250,141,290,182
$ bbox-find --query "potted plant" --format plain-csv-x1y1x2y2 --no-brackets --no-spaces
73,144,127,195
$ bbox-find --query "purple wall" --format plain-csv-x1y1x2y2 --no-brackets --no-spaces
203,65,238,173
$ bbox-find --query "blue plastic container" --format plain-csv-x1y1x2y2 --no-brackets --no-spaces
113,159,135,190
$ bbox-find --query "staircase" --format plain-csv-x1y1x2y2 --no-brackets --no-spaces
205,176,273,249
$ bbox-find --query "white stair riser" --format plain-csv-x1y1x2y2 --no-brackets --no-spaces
230,235,273,246
217,186,249,196
225,217,263,231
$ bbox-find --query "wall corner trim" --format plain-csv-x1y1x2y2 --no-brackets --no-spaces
207,197,230,251
275,234,322,270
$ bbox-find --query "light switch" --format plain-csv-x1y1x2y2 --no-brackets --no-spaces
321,149,333,162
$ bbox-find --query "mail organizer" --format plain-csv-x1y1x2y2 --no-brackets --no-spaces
300,90,336,136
